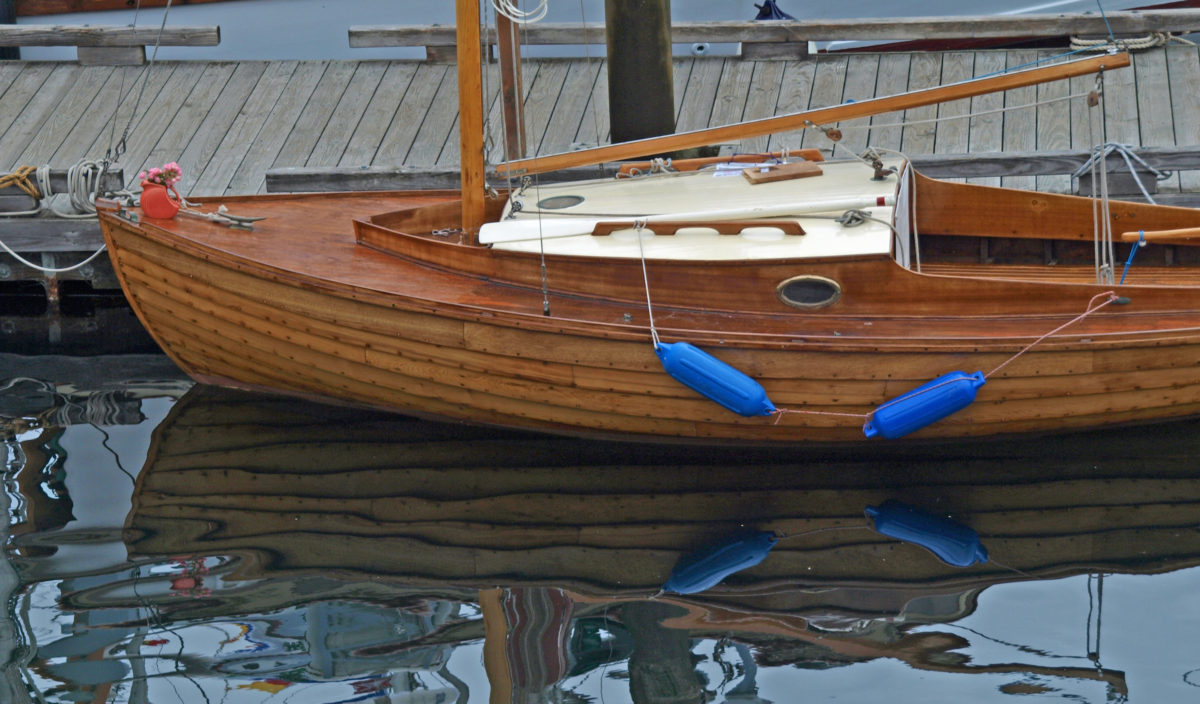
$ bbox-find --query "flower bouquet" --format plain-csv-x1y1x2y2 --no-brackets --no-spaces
139,162,183,218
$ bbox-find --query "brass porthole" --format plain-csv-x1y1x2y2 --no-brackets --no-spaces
777,275,842,309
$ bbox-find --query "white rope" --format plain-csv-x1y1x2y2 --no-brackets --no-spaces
634,219,661,349
492,0,548,25
0,240,108,274
0,160,105,219
1070,32,1196,52
38,161,104,218
1071,142,1169,205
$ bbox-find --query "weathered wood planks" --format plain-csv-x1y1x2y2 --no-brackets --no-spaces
2,47,1198,198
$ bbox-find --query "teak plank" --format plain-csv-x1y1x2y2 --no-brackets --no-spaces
374,62,449,166
671,57,694,124
304,61,387,169
15,65,112,167
1103,48,1141,146
1000,50,1038,190
1133,47,1178,191
483,60,516,164
675,57,724,133
173,61,268,196
339,62,419,168
900,52,942,156
1034,50,1073,194
800,53,848,151
80,62,180,169
1167,45,1200,191
538,59,603,157
49,65,132,164
766,59,815,153
0,62,28,106
866,52,912,153
108,63,202,188
142,62,236,193
192,61,299,196
271,61,357,170
933,52,975,156
406,61,463,165
519,60,572,159
227,61,328,194
966,51,1007,187
736,60,786,154
709,58,755,130
574,58,610,149
836,53,880,155
0,63,53,158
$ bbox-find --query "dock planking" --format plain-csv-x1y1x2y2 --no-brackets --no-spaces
1,46,1199,197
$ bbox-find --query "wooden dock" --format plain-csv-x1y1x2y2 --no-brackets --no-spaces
3,45,1200,198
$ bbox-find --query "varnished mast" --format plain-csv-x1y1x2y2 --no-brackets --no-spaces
457,0,487,235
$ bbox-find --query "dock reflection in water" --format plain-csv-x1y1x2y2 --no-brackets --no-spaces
4,376,1200,703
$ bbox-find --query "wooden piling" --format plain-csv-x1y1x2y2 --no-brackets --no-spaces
604,0,675,145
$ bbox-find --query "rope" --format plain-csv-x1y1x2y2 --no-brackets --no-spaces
773,291,1121,424
0,160,113,272
0,166,41,199
1070,32,1195,52
492,0,548,24
635,219,661,349
984,291,1119,379
1071,142,1171,205
1120,230,1145,284
0,239,109,274
106,0,173,174
0,161,106,219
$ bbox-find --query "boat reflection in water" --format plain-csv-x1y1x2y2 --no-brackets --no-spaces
5,380,1200,702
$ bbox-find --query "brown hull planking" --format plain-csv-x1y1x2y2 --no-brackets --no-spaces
98,178,1200,443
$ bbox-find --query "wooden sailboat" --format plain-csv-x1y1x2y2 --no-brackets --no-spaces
97,1,1200,444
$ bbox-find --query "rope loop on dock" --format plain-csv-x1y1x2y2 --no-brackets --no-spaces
1071,32,1196,52
0,166,42,201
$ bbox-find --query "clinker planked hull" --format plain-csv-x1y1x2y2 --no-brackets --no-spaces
98,181,1200,444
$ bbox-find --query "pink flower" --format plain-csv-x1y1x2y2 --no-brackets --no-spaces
142,162,183,187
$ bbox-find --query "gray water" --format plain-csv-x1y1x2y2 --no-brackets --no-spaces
2,354,1200,702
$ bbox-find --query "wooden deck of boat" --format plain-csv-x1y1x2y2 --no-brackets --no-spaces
2,45,1200,197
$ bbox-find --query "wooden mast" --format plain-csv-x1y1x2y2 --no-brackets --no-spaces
457,0,487,235
497,51,1130,177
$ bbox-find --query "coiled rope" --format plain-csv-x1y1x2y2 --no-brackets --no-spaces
1070,32,1197,52
0,160,113,273
492,0,548,24
0,161,106,218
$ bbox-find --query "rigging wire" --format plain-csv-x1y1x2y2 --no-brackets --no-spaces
106,0,174,180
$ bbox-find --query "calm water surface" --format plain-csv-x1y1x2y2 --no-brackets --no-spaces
2,355,1199,703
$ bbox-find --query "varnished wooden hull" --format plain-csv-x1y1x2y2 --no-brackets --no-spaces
98,179,1200,444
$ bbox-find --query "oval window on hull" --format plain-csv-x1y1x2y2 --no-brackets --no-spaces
777,275,842,309
537,195,585,210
